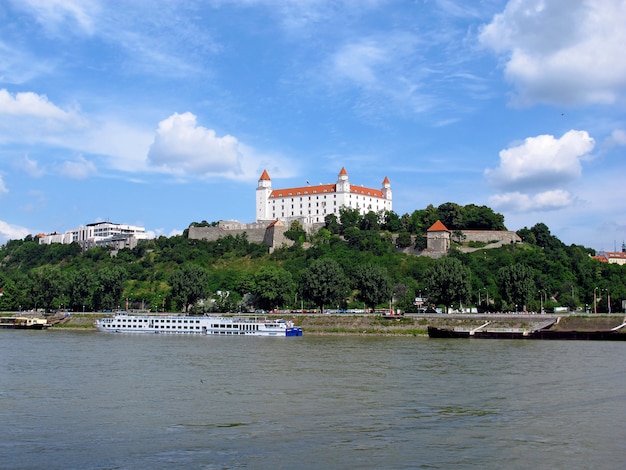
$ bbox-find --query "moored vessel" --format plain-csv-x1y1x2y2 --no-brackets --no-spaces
428,317,626,341
94,313,303,337
0,316,50,330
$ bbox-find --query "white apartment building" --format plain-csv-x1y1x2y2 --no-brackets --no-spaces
256,167,392,224
39,221,149,249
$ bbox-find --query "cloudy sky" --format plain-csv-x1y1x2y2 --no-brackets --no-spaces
1,0,625,250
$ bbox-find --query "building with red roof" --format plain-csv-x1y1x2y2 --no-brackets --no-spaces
256,167,392,224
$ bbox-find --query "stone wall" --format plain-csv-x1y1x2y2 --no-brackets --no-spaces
188,221,268,244
189,221,521,256
188,220,295,252
459,230,521,248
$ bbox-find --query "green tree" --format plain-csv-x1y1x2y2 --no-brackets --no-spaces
360,211,380,231
437,202,463,229
516,227,537,244
250,266,295,311
324,214,341,234
497,263,536,311
67,268,95,312
169,264,209,313
424,257,472,310
93,266,127,311
301,259,348,313
285,220,306,243
396,231,412,248
353,263,393,311
382,211,401,232
339,206,361,233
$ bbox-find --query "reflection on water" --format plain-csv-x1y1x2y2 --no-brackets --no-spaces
1,331,626,469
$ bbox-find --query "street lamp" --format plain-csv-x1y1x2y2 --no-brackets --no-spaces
539,291,543,314
594,287,598,314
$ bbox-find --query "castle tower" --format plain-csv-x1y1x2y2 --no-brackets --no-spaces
336,167,350,193
256,169,273,221
426,220,450,255
381,176,392,201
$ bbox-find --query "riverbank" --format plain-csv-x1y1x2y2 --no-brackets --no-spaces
41,312,626,336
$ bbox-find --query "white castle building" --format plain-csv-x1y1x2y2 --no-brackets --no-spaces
38,221,149,250
256,167,392,224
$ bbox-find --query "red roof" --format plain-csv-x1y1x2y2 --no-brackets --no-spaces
269,183,384,199
427,220,449,232
270,183,337,198
339,167,348,176
382,176,390,184
349,186,383,198
259,169,271,180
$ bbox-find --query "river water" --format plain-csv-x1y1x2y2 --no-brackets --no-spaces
1,330,625,469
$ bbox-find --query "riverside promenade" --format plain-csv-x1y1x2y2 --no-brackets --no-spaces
37,312,625,336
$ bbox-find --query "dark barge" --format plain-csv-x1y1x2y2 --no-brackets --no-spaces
427,318,626,341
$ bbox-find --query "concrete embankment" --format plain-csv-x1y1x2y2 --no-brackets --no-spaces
49,313,626,336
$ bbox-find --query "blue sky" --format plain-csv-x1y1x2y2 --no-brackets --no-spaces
1,0,625,251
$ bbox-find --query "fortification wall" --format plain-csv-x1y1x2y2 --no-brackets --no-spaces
188,223,267,244
461,230,521,245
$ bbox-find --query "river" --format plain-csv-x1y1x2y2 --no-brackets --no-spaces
1,330,625,469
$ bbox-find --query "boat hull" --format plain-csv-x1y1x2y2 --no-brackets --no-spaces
427,326,626,341
0,323,47,330
0,317,50,330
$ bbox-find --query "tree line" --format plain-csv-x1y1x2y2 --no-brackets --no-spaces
0,204,624,314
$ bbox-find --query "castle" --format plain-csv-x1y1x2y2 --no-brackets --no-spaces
256,167,392,224
189,168,391,251
188,168,522,255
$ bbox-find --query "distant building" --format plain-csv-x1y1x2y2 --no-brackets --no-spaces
38,221,149,250
594,245,626,265
256,167,392,225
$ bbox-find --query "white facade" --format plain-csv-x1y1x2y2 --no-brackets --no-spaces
256,167,392,224
39,222,149,249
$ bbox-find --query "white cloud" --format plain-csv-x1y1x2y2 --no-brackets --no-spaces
489,189,574,212
0,174,7,193
15,0,98,34
147,112,243,177
0,220,30,243
479,0,626,106
607,129,626,146
485,130,594,191
74,119,154,173
332,40,389,86
331,33,422,89
58,155,97,179
0,89,85,146
0,89,74,119
14,155,45,178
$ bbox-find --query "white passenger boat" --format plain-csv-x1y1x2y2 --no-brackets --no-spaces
94,313,303,337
